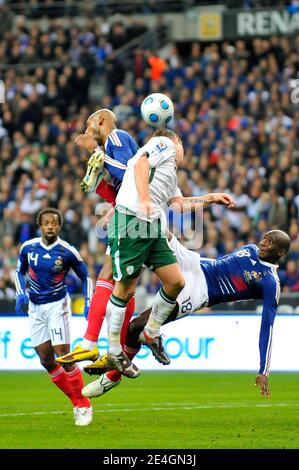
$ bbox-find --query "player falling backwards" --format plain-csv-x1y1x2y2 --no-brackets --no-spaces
15,208,93,426
81,229,290,400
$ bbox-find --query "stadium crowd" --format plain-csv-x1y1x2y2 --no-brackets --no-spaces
1,14,299,301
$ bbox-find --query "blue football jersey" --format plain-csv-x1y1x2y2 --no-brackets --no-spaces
104,129,139,192
201,244,280,375
15,237,93,305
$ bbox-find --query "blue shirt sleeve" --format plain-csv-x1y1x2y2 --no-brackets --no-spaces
15,244,29,295
67,247,93,308
104,129,139,182
259,276,279,375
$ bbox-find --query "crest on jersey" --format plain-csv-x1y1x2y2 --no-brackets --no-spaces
53,256,63,272
156,141,167,153
243,270,262,282
126,265,134,275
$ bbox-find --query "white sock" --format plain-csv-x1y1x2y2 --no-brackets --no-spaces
145,288,177,337
106,295,127,355
81,339,97,350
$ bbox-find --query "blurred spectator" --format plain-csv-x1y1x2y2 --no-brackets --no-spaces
279,260,299,291
0,14,298,301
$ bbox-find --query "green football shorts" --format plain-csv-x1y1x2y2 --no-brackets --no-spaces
108,208,177,280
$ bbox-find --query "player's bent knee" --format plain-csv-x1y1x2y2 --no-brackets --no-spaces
176,276,186,292
40,357,57,371
114,284,136,301
164,277,185,297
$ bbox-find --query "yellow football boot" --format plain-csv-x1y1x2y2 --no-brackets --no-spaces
56,345,99,364
83,354,115,376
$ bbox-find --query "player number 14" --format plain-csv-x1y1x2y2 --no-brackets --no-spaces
29,252,39,266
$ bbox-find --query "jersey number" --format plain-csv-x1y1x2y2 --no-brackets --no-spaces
29,253,39,266
181,297,193,314
51,328,63,342
236,249,250,258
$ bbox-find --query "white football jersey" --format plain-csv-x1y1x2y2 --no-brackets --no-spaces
115,136,182,222
168,235,209,319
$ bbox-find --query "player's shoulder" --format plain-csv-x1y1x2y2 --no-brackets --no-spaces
20,237,41,253
107,129,134,147
233,243,258,257
240,243,258,252
58,239,82,261
144,136,175,157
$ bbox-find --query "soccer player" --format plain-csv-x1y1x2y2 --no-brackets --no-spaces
15,207,94,426
60,109,139,365
101,128,235,377
58,125,234,371
83,230,290,399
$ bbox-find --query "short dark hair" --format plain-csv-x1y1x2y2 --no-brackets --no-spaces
37,208,63,226
152,128,179,140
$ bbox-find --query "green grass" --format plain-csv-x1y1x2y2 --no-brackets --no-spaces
0,371,299,449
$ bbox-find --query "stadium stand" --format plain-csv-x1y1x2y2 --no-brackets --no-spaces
0,2,299,311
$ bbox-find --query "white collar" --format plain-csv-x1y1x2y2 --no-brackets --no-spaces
40,237,61,251
258,258,279,269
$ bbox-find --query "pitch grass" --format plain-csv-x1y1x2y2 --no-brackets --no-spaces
0,371,299,449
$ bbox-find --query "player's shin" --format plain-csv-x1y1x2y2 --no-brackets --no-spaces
106,297,137,382
66,365,91,408
107,294,140,378
106,294,128,355
141,287,177,340
49,365,78,406
83,278,114,345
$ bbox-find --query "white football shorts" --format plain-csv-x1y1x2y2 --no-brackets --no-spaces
28,295,72,347
168,235,209,319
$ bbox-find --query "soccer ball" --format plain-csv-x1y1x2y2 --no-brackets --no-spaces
140,93,174,127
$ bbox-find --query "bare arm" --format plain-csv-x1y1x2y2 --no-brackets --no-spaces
134,153,153,217
169,193,236,212
134,153,150,203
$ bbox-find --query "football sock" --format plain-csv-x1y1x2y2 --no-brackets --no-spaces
106,294,128,355
66,365,91,408
49,364,78,407
120,296,135,347
106,297,136,382
145,287,177,337
83,278,114,343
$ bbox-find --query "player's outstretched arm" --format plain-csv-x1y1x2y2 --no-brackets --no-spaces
169,192,236,212
255,374,271,398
